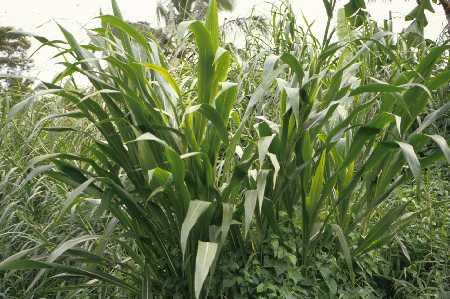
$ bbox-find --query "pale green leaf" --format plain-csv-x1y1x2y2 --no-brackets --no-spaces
195,241,218,299
244,190,258,238
426,135,450,164
220,203,234,245
396,141,421,183
256,170,270,212
258,135,275,167
181,200,211,258
268,153,280,188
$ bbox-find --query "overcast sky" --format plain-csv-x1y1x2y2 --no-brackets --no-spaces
0,0,446,81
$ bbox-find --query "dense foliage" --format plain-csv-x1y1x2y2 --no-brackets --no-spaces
0,0,449,298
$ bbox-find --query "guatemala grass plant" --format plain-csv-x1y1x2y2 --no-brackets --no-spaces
1,0,449,297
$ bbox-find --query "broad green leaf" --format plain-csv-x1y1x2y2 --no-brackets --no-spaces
277,79,301,120
341,127,380,170
221,54,279,181
350,83,404,96
180,152,202,160
212,48,232,95
165,147,187,197
241,54,280,122
307,151,327,213
427,69,450,90
199,104,229,143
426,135,450,164
205,0,220,52
99,15,149,49
326,98,375,144
416,102,450,134
132,132,169,147
244,190,258,238
209,225,220,242
322,69,343,104
396,141,421,183
416,45,450,78
58,25,97,71
367,112,397,130
344,0,367,26
181,200,211,258
395,115,402,136
185,104,229,143
268,153,280,188
256,170,270,212
301,131,313,162
281,52,304,86
188,21,215,105
220,203,234,245
285,87,301,124
144,63,182,96
215,82,238,122
194,241,218,299
258,135,275,166
320,42,347,62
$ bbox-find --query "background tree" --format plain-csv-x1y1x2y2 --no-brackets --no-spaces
411,0,450,35
0,26,33,120
438,0,450,34
158,0,234,25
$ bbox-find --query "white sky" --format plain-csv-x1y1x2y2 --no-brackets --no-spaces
0,0,446,81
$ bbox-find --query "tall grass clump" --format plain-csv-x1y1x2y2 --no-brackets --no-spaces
0,0,449,297
2,0,245,297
